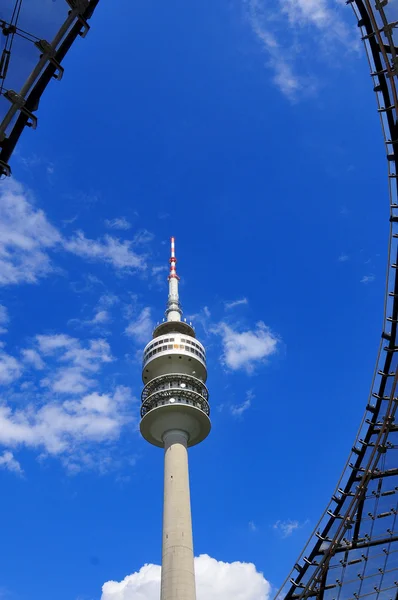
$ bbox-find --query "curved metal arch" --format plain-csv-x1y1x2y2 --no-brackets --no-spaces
0,0,101,177
275,3,398,600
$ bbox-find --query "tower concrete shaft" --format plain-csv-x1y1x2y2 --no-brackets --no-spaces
161,430,196,600
140,237,210,600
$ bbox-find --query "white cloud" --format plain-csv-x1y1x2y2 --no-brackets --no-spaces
150,265,169,288
249,520,257,532
280,0,352,45
35,333,74,354
35,335,113,395
105,217,132,231
0,329,134,471
338,253,349,262
246,0,356,100
21,348,45,370
0,180,150,286
69,310,110,329
0,178,61,285
43,367,96,395
231,390,255,417
0,385,133,458
215,321,278,373
101,554,270,600
133,230,154,246
125,307,153,344
151,266,168,276
273,519,307,538
98,294,119,308
225,298,248,310
247,1,310,100
0,351,22,384
0,304,9,333
361,274,375,284
69,294,119,330
64,232,145,271
92,310,110,324
17,153,54,176
186,306,211,334
282,0,331,26
0,450,23,474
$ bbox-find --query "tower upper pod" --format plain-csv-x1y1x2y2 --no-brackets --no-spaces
140,237,211,448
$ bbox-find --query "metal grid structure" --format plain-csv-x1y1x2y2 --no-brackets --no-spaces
275,2,398,600
0,0,101,177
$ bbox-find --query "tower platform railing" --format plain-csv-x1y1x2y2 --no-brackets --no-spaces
141,373,209,402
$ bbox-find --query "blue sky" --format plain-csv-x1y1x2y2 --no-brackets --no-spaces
0,1,389,599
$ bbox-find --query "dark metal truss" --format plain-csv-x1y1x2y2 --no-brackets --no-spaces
0,0,101,177
275,2,398,600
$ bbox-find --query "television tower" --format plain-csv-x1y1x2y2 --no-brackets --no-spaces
140,237,211,600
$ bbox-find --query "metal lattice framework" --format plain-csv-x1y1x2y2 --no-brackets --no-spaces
275,2,398,600
0,0,101,177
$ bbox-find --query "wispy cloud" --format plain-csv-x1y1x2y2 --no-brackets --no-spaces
36,334,113,395
246,0,357,101
273,518,307,538
132,229,154,246
0,450,23,475
249,520,257,532
231,390,255,417
225,297,248,310
64,232,146,271
21,348,45,370
247,4,307,101
280,0,352,46
104,217,132,231
68,294,119,331
186,306,211,334
16,152,54,177
151,264,169,287
0,178,62,284
125,307,153,344
338,253,349,262
0,179,151,286
0,305,9,334
361,274,375,284
152,266,168,275
0,350,22,384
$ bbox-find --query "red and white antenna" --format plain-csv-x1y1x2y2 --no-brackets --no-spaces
168,236,180,281
166,236,182,321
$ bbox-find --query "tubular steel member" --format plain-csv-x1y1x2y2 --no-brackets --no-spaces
275,3,398,600
0,0,101,177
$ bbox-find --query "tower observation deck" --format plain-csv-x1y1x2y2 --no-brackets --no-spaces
140,237,210,600
275,3,398,600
